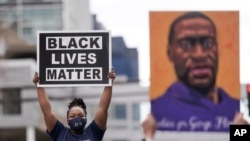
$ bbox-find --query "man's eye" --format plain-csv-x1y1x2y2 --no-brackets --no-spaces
202,38,216,48
178,40,193,50
202,41,213,48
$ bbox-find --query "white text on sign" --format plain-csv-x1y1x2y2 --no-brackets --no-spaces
46,67,102,81
51,53,96,64
46,36,102,50
234,129,247,136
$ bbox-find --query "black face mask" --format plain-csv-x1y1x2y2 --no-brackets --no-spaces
68,117,87,132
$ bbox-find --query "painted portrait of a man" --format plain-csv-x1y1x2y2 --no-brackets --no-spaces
150,11,240,132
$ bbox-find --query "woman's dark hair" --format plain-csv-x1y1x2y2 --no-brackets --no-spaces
66,98,87,118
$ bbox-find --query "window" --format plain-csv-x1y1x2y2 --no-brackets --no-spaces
0,92,2,114
0,0,16,3
110,103,127,120
132,103,140,121
22,8,63,44
22,0,61,3
0,88,21,115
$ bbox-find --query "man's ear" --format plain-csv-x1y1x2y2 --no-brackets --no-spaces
167,45,174,62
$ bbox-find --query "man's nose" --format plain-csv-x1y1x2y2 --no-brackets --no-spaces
191,43,207,60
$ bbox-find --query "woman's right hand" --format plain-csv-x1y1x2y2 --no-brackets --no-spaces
33,72,40,86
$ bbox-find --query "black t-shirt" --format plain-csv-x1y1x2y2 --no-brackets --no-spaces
47,120,105,141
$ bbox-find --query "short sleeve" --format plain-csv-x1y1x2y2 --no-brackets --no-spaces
85,120,105,141
47,120,67,141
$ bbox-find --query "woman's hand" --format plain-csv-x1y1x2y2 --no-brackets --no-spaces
33,72,40,86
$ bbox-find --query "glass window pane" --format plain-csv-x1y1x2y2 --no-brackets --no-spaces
0,0,16,3
21,8,63,44
2,88,21,115
113,104,126,120
0,90,3,114
22,0,61,3
132,103,140,121
0,0,8,3
0,8,18,29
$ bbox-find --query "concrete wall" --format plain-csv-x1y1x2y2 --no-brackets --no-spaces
0,59,36,88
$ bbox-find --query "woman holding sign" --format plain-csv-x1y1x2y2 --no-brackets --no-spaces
33,69,115,141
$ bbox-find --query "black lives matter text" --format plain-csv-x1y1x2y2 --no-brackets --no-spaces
46,36,102,50
51,53,96,65
46,68,102,81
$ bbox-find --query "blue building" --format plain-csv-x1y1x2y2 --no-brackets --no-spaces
93,15,139,82
112,36,139,82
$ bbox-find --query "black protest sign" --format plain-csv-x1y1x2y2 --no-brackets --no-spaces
37,31,111,87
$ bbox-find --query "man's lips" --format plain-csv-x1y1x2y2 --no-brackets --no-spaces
190,66,212,77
